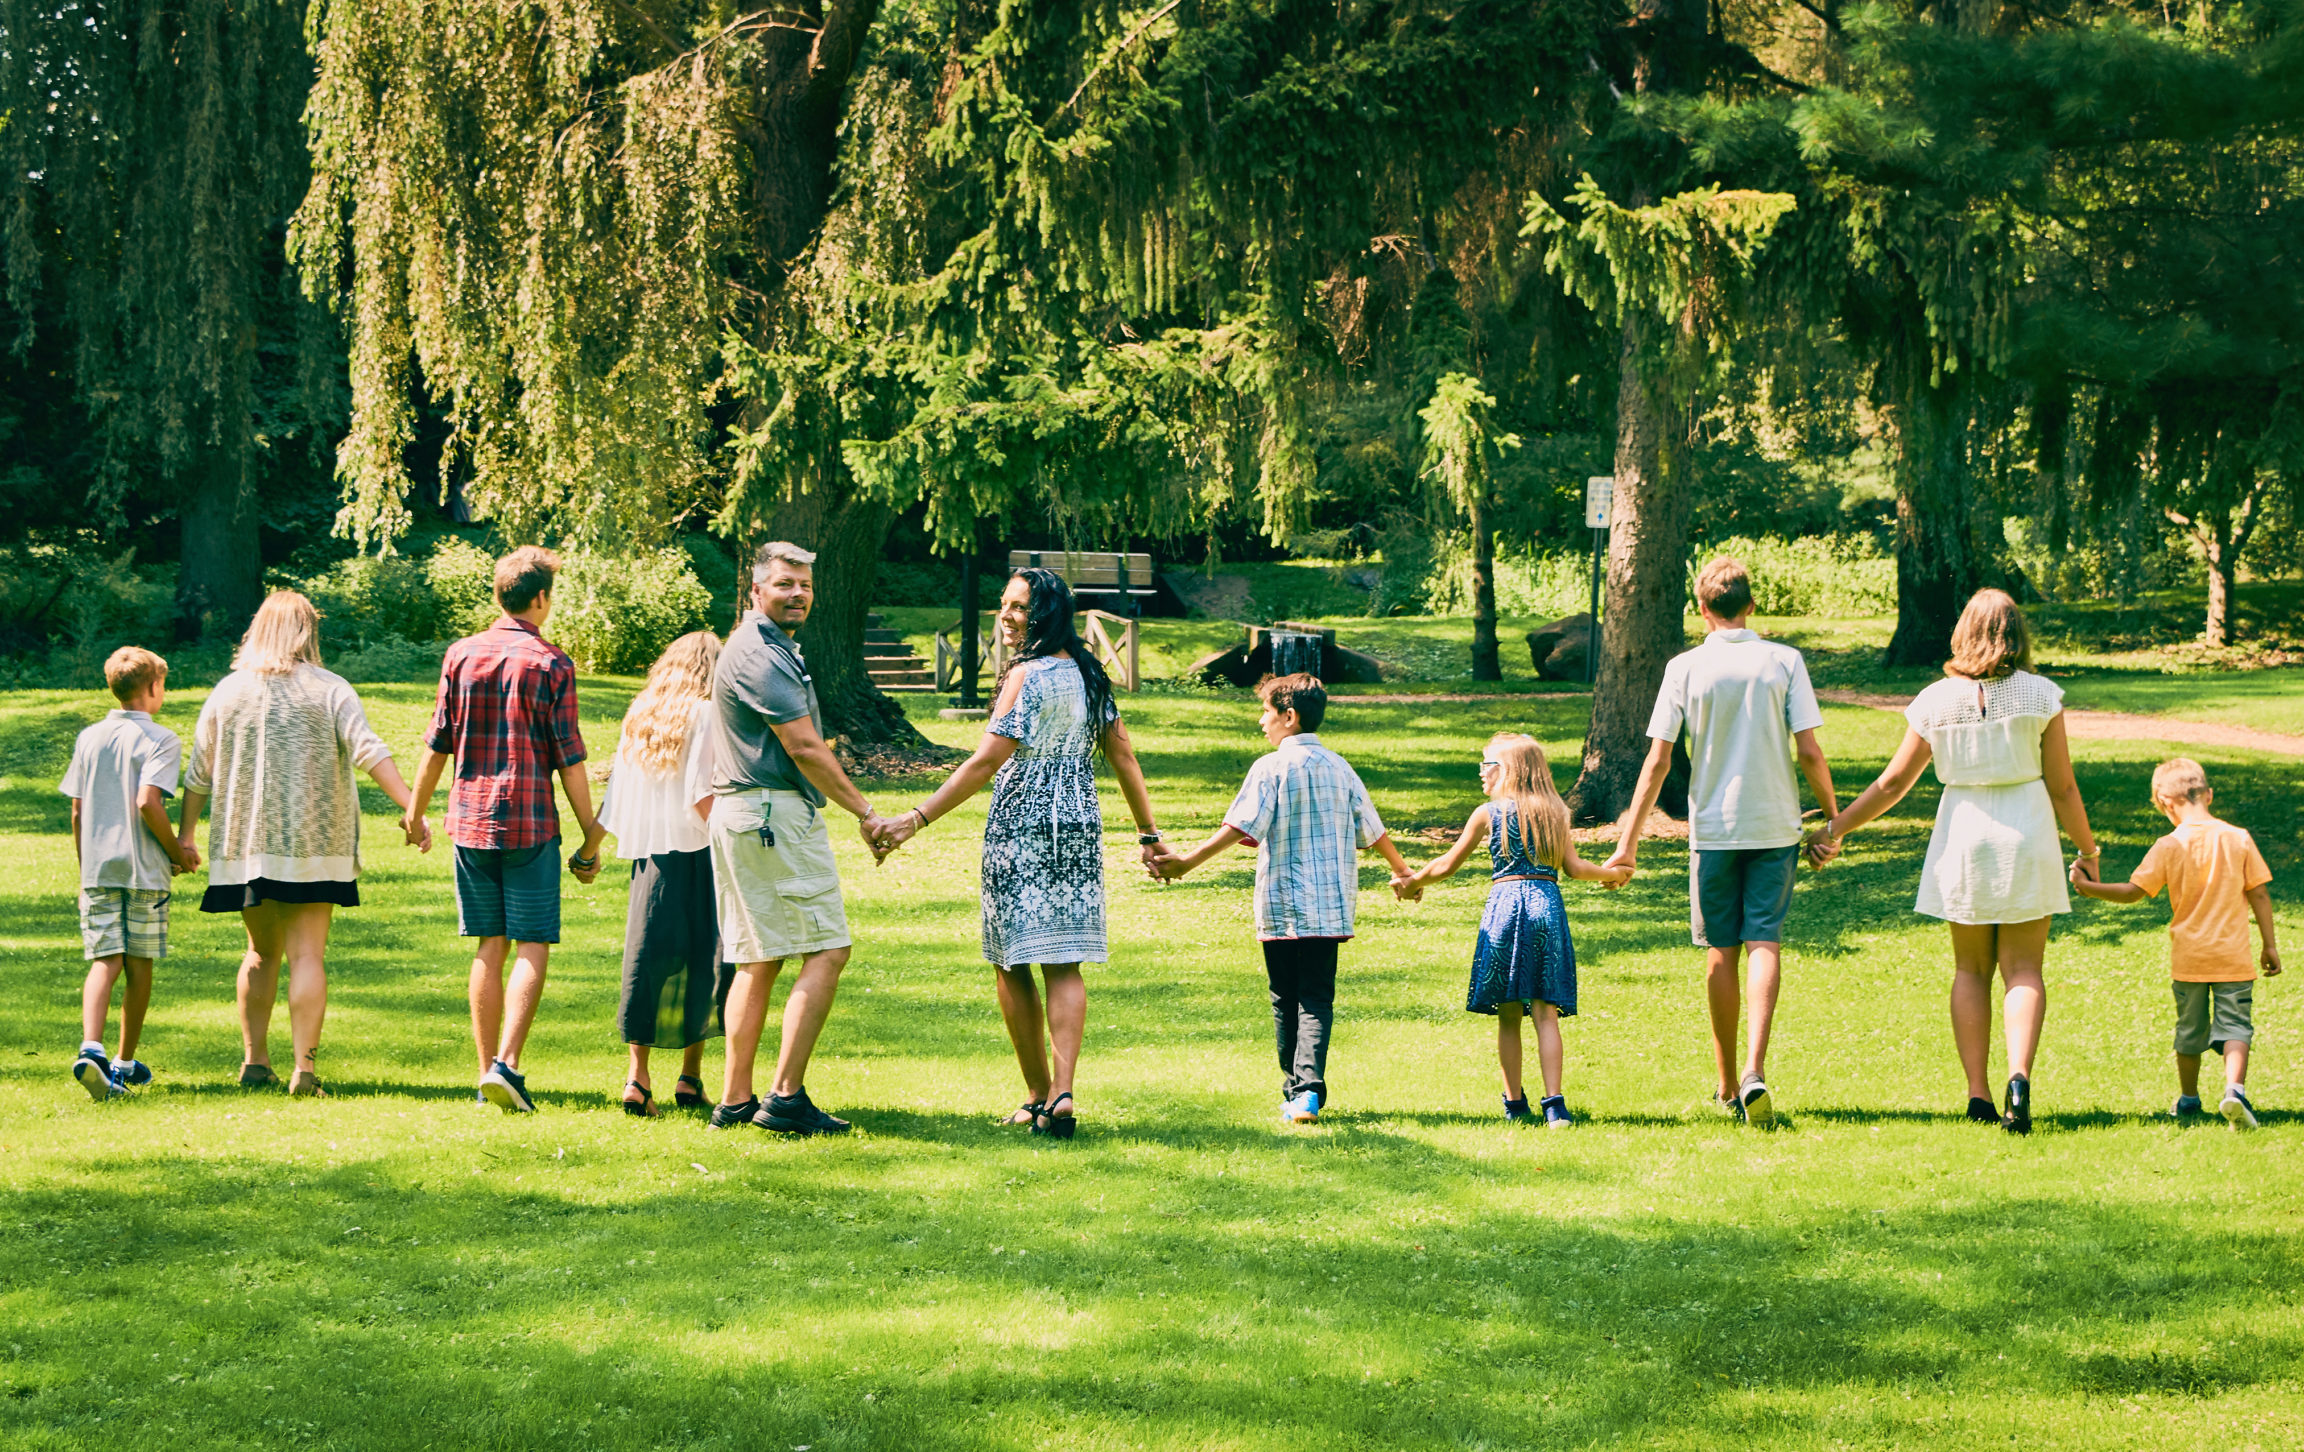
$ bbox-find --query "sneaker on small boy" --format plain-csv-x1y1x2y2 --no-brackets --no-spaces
59,647,199,1101
2072,757,2280,1129
1150,674,1414,1125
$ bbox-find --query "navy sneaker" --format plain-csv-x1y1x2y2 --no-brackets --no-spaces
2171,1094,2204,1119
74,1048,117,1102
1739,1073,1774,1129
759,1087,851,1136
1540,1095,1574,1129
113,1058,152,1089
2221,1086,2258,1131
480,1059,535,1113
707,1097,760,1131
1502,1095,1536,1124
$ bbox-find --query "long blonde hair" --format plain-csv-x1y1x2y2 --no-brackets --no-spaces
234,590,324,676
619,630,722,773
1487,732,1571,869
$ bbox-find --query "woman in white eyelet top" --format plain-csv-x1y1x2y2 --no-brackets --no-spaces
1810,589,2102,1133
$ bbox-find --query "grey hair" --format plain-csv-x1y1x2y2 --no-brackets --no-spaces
752,540,817,581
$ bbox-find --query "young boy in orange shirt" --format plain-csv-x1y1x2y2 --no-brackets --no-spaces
2073,757,2280,1128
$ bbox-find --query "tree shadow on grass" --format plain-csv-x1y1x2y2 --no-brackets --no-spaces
3,1157,2299,1450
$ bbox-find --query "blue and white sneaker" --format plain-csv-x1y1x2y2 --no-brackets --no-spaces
113,1058,152,1090
73,1047,118,1102
2221,1087,2258,1131
480,1059,535,1113
1540,1094,1573,1129
1281,1090,1321,1124
2171,1094,2204,1119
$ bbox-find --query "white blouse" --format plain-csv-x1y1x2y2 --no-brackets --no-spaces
600,698,718,860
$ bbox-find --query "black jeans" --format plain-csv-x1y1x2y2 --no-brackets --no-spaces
1262,937,1340,1101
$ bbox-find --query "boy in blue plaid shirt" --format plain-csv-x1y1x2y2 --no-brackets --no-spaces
1154,674,1414,1123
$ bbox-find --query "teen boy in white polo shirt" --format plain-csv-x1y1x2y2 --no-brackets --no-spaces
1603,558,1839,1126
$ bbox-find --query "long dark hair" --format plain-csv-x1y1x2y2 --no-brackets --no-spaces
1004,567,1116,736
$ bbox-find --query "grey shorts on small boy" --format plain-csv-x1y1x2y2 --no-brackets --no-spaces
2172,981,2253,1056
1690,844,1799,948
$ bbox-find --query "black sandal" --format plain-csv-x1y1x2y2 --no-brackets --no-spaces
622,1080,659,1118
1032,1091,1077,1140
673,1075,707,1111
1002,1100,1044,1127
238,1063,278,1090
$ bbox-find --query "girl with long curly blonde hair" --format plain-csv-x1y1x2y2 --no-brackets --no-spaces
598,630,726,1115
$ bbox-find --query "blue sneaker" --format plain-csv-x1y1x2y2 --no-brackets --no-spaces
1282,1090,1321,1124
2172,1095,2204,1119
2222,1087,2258,1131
1540,1094,1574,1129
480,1059,535,1113
113,1058,152,1089
73,1048,117,1102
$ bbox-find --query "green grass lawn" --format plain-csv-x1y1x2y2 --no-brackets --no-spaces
4,678,2303,1450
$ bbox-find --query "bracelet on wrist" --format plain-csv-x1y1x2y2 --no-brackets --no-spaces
1138,830,1163,845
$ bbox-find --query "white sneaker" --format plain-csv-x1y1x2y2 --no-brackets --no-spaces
1739,1074,1774,1129
2222,1087,2258,1131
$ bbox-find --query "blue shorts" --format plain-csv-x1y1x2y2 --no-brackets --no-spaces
1690,844,1798,949
455,838,562,943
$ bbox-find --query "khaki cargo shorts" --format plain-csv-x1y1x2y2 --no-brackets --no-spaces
709,789,851,965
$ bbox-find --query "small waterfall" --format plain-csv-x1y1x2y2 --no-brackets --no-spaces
1268,630,1323,679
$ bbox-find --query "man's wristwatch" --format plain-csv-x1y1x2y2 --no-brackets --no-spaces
1138,830,1163,846
570,851,598,869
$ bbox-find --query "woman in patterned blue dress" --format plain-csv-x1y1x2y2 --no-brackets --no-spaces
1401,734,1628,1127
875,569,1166,1137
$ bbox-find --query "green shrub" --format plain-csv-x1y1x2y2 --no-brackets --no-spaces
298,553,443,650
1693,534,1896,617
548,547,713,674
330,633,448,683
423,538,501,640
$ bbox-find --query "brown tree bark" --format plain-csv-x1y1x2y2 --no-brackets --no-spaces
2169,471,2264,648
175,449,264,641
1469,487,1501,680
1883,376,1982,667
1568,318,1693,823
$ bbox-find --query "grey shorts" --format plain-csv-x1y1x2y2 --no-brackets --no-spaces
1690,845,1799,949
2173,981,2253,1056
455,838,563,943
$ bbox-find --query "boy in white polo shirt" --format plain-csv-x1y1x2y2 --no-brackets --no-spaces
59,646,198,1100
1603,558,1839,1126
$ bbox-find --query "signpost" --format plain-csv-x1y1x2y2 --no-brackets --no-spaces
1584,476,1612,684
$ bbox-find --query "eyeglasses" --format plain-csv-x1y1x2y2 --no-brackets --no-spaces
1479,759,1502,769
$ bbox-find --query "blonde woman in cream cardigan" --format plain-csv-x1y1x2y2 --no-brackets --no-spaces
179,591,423,1096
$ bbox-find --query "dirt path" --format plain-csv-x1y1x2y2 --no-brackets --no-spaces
1815,689,2304,758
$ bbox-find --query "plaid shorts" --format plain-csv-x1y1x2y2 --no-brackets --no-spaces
79,887,170,961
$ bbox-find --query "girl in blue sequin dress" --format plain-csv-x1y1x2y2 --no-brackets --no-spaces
1400,733,1629,1126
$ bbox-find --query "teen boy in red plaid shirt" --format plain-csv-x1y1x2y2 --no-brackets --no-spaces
404,546,608,1112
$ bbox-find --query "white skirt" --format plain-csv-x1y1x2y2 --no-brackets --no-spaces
1915,780,2071,925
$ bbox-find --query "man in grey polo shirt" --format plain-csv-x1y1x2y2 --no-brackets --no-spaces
706,540,896,1136
1604,556,1840,1128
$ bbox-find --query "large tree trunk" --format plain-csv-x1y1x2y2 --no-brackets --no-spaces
758,481,926,747
175,450,264,641
1883,377,1981,668
1469,488,1501,680
1569,319,1692,823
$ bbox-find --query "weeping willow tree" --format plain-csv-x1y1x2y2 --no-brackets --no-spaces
1,0,335,637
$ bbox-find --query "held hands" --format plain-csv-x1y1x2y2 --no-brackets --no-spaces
1144,841,1185,880
400,812,433,853
2070,852,2102,886
1390,870,1423,902
1801,825,1841,870
1600,849,1635,888
173,836,201,875
864,809,921,864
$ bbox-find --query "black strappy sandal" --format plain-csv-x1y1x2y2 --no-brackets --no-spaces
238,1063,278,1090
672,1075,707,1111
622,1080,659,1118
1002,1099,1044,1127
1032,1091,1077,1140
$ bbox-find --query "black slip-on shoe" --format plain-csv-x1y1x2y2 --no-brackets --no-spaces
760,1087,851,1136
1966,1097,2000,1123
707,1097,761,1130
2002,1074,2032,1135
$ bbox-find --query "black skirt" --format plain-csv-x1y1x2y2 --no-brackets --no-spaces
200,878,360,913
619,848,731,1048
